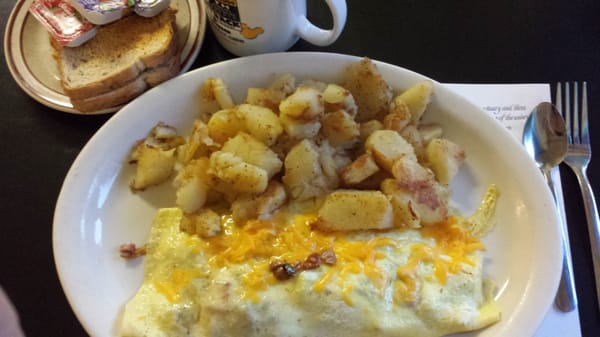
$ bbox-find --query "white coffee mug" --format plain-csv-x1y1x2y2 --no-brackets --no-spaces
204,0,347,56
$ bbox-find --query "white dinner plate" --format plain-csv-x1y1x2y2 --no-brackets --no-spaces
3,0,206,115
53,52,562,337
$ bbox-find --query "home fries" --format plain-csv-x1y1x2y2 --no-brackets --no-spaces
119,58,501,337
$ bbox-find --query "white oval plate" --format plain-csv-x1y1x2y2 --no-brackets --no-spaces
53,52,561,337
4,0,206,115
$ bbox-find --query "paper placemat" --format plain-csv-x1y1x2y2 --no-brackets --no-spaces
445,83,582,337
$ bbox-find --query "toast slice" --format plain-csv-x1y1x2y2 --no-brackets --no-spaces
69,58,180,112
52,8,180,111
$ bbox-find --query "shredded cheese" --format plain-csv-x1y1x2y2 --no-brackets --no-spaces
395,216,486,302
154,268,202,303
179,211,486,306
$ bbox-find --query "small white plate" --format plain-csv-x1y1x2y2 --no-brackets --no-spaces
3,0,206,115
53,52,562,337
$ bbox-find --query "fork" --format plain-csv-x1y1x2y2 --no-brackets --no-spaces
557,81,600,311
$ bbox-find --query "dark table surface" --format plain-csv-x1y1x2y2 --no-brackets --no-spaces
1,0,600,336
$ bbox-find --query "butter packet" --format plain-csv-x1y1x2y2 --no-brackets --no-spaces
65,0,134,25
134,0,171,18
29,0,97,47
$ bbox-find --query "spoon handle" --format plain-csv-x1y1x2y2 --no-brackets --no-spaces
544,168,578,311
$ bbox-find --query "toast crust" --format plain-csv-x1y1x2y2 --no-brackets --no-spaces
70,56,181,113
70,77,148,112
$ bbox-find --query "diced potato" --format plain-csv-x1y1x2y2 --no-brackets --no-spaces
236,104,284,146
418,124,443,145
130,123,184,155
414,182,450,225
381,178,449,226
389,194,421,229
208,175,239,202
203,77,235,109
130,59,467,234
332,151,352,173
282,139,332,200
245,88,286,112
268,73,296,95
315,190,393,231
173,157,212,213
207,108,245,144
396,80,434,123
299,79,328,92
342,57,392,122
280,114,322,140
255,181,288,219
231,181,287,223
321,110,360,148
383,99,411,132
178,120,216,164
322,83,358,117
340,153,380,186
390,156,435,189
130,145,176,191
380,179,421,228
230,195,259,225
181,208,222,238
129,122,184,190
279,85,324,120
208,151,268,194
426,138,466,184
399,125,426,161
365,130,416,171
316,140,341,189
221,132,283,178
149,122,178,142
269,133,299,158
208,105,283,146
359,120,383,142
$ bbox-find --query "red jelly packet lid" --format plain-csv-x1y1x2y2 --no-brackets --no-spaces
29,0,97,47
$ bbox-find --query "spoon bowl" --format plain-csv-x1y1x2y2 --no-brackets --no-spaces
523,102,568,171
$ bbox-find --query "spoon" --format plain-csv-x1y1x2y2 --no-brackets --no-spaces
523,102,576,312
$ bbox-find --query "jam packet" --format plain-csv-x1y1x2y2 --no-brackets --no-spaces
29,0,97,47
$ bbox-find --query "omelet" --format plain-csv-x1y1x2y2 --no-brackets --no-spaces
120,186,500,337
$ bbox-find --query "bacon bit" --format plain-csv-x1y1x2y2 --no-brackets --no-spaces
270,249,337,282
269,261,296,280
302,253,322,270
320,248,337,265
119,243,147,259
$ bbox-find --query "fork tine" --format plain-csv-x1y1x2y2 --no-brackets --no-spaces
556,82,563,113
582,81,590,146
556,82,567,137
573,82,580,144
565,82,572,143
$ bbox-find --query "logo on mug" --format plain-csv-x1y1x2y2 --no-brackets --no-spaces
206,0,264,42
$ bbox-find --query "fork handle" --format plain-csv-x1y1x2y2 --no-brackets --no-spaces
573,167,600,311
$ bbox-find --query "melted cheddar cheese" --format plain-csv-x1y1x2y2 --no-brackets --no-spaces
121,189,501,337
179,206,486,306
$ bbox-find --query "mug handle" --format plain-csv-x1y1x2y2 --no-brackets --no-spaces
296,0,347,46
